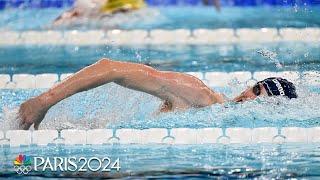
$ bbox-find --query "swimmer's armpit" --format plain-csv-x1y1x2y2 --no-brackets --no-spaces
213,92,228,104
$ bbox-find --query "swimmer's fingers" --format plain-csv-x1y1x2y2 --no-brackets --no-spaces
17,109,32,130
34,122,40,130
18,117,32,130
20,123,32,130
18,118,32,130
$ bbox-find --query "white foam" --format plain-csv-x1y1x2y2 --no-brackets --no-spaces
0,107,20,131
228,71,252,83
277,71,300,83
303,71,320,86
253,71,279,81
254,71,300,82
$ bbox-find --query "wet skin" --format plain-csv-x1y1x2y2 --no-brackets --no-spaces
18,58,266,130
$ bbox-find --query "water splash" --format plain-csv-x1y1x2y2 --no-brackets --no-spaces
0,107,20,130
0,82,319,130
257,49,283,69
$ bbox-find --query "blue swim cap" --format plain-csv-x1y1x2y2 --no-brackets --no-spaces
258,77,297,99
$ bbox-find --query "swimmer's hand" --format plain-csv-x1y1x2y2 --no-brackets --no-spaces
18,97,49,130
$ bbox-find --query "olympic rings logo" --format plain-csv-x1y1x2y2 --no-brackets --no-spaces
14,165,32,175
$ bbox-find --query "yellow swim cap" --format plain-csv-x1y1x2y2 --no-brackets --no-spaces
100,0,146,14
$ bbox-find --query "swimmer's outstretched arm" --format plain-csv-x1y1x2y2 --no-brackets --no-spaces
18,58,224,130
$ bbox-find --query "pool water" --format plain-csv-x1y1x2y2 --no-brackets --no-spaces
1,6,320,30
0,42,320,130
0,42,320,74
1,5,320,179
1,144,320,178
1,42,320,178
1,84,320,130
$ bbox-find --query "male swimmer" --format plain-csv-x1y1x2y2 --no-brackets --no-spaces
18,59,297,130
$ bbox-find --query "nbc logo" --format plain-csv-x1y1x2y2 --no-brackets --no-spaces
13,154,32,175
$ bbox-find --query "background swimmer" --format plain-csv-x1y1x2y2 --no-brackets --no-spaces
53,0,146,25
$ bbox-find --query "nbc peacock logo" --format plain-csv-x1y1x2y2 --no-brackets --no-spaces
13,154,32,175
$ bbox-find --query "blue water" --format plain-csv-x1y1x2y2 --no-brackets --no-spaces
0,42,320,74
1,5,320,179
0,144,320,178
0,42,320,178
0,42,319,131
0,6,320,30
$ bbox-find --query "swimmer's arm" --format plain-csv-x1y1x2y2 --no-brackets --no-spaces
212,92,227,104
53,8,80,25
19,59,173,129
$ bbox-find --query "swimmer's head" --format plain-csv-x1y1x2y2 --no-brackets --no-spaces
233,77,297,103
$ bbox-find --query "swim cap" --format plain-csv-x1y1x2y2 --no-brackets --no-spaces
258,77,297,99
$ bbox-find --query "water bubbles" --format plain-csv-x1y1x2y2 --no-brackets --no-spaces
0,107,20,130
257,49,277,59
0,82,319,130
293,3,299,13
257,49,283,69
135,51,142,62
